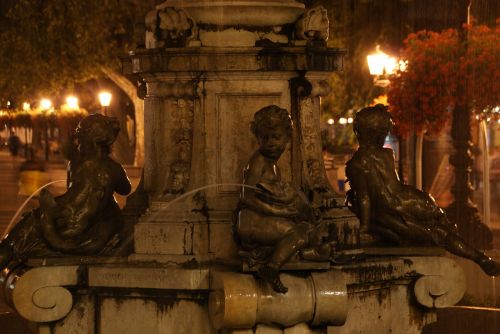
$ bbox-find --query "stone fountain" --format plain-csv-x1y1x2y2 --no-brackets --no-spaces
1,1,468,333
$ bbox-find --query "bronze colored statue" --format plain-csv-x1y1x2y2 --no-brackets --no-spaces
234,105,332,294
346,104,500,276
0,114,131,269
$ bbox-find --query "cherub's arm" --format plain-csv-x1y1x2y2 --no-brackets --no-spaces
240,155,297,218
346,162,371,230
113,162,132,195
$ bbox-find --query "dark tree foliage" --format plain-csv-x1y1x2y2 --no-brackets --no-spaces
0,0,140,105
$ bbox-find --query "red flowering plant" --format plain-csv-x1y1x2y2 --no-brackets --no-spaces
462,22,500,119
388,22,499,136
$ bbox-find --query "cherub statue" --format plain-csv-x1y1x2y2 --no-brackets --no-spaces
346,104,500,276
234,105,332,294
0,114,131,269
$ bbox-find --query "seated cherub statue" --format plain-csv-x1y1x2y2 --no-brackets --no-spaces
234,105,332,294
346,104,500,276
0,114,131,269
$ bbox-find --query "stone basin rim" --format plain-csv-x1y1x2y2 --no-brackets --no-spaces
160,1,305,9
158,0,306,26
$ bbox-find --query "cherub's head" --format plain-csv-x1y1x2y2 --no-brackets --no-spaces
251,105,292,160
76,114,120,154
353,104,392,147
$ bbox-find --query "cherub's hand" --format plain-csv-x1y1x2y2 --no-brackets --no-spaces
321,196,337,210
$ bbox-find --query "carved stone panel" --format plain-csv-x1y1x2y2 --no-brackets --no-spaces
215,93,282,195
203,77,292,214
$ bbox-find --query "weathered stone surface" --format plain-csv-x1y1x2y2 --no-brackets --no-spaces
50,295,95,334
99,298,214,334
134,222,194,255
327,284,436,334
88,266,210,290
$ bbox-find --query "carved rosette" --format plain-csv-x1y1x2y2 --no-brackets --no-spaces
295,6,329,42
145,6,199,48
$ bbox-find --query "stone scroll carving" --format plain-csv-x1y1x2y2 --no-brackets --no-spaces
11,266,79,322
209,270,347,330
406,257,466,308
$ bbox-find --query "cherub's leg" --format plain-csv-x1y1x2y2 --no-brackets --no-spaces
257,222,310,293
433,225,500,276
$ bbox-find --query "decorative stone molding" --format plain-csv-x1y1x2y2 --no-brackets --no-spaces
146,81,201,98
291,77,338,200
209,270,347,330
405,256,466,308
163,98,195,196
159,0,305,27
10,266,80,322
296,6,329,41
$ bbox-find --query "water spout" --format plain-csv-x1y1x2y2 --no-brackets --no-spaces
2,180,66,239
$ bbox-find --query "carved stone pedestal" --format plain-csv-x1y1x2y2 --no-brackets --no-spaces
1,253,465,334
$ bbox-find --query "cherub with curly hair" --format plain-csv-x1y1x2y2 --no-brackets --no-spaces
0,114,131,269
234,105,330,293
346,104,500,276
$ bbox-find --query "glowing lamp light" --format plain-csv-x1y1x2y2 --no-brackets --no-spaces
66,96,79,110
327,118,335,125
40,99,52,111
22,102,30,111
99,92,112,108
339,117,347,125
347,117,354,124
367,45,398,76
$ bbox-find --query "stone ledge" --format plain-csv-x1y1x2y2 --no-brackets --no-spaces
123,46,346,74
88,266,210,290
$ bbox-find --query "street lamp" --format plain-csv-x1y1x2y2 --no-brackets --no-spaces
66,96,79,110
367,47,407,184
367,45,398,87
40,98,52,111
98,92,112,114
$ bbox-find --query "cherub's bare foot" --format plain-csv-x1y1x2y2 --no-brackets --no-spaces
478,257,500,277
258,265,288,294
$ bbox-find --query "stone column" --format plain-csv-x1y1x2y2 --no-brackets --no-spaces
125,0,349,262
